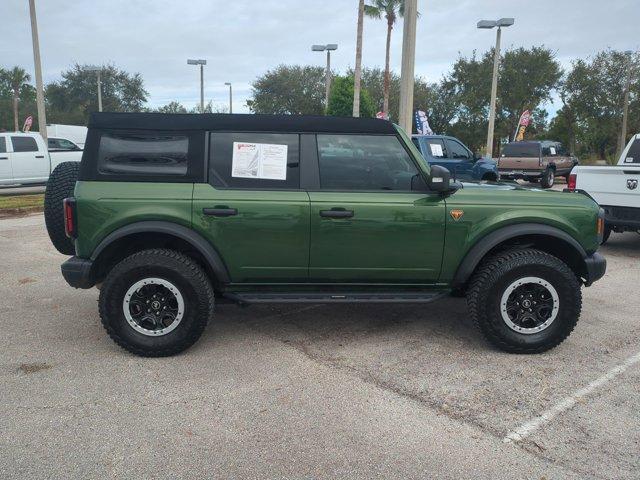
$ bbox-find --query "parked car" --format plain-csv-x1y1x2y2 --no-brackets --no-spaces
412,134,499,182
497,140,578,188
0,132,82,186
48,137,83,152
46,124,88,148
45,112,605,357
567,133,640,243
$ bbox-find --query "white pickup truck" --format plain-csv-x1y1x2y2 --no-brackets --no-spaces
567,134,640,242
0,132,82,186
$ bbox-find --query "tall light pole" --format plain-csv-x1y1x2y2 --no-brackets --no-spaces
478,17,514,157
312,44,338,109
224,82,233,114
353,0,365,117
398,0,418,133
87,66,103,112
28,0,47,142
618,50,635,157
187,59,206,112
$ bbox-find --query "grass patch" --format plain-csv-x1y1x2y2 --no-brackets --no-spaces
0,194,44,213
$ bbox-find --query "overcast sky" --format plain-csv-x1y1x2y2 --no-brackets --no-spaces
3,0,639,114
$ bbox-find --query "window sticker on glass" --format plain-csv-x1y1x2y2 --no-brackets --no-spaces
549,146,557,155
429,143,444,157
231,142,288,180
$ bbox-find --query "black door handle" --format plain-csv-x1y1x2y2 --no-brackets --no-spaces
203,207,238,217
0,156,8,160
35,155,45,158
320,209,354,218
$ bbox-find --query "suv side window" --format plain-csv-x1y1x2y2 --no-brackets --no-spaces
209,132,300,190
11,136,38,152
446,139,471,160
0,137,6,153
317,134,420,191
98,132,189,176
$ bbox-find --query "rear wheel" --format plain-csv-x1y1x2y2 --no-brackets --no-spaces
540,168,555,188
601,226,612,245
99,249,214,357
44,161,80,255
467,248,582,353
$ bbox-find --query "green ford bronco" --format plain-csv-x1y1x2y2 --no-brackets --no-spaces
44,112,606,357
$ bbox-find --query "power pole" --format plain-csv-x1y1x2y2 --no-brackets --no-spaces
28,0,47,142
200,64,204,113
97,70,103,112
398,0,418,133
486,27,502,157
353,0,365,117
618,51,634,158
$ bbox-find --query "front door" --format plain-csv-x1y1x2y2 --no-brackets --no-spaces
445,138,474,181
309,134,446,283
192,132,310,283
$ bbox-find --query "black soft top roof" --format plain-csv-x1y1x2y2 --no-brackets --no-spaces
88,112,397,134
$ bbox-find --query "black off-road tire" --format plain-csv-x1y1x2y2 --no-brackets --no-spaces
99,249,215,357
540,168,555,189
466,248,582,354
44,161,80,255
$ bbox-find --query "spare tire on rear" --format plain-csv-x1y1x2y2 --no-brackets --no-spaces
44,162,80,255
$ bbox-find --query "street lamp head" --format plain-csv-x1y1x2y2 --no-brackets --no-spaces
187,59,206,65
497,17,515,27
477,20,497,29
326,44,338,51
624,50,634,56
86,65,101,72
311,45,327,52
224,82,231,86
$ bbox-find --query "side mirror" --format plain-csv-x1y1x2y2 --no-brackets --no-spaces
427,165,451,192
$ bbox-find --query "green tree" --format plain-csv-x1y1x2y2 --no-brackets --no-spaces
559,50,640,161
364,0,407,117
449,46,562,153
327,76,375,117
46,63,148,125
0,67,37,132
247,65,326,115
155,101,187,114
2,67,32,131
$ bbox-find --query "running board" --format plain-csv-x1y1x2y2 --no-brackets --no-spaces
223,291,449,305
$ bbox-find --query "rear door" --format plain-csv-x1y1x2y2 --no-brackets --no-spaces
0,137,11,183
308,133,446,283
9,135,48,182
192,132,310,283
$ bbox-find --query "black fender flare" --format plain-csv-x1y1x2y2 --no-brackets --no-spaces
90,221,231,284
451,223,587,287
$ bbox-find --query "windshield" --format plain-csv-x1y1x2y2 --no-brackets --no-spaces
502,143,540,158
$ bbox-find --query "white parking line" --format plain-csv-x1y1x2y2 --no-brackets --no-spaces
504,350,640,444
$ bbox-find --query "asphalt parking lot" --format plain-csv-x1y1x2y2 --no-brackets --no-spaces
1,213,639,479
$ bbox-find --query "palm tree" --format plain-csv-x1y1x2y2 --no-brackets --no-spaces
353,0,365,117
364,0,406,118
6,67,31,131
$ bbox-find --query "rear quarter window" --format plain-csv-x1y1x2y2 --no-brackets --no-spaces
98,132,189,176
0,137,6,153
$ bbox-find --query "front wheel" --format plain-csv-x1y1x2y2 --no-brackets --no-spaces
466,248,582,353
99,249,214,357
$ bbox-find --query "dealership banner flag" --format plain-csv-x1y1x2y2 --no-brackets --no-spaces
414,110,434,135
513,110,531,141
